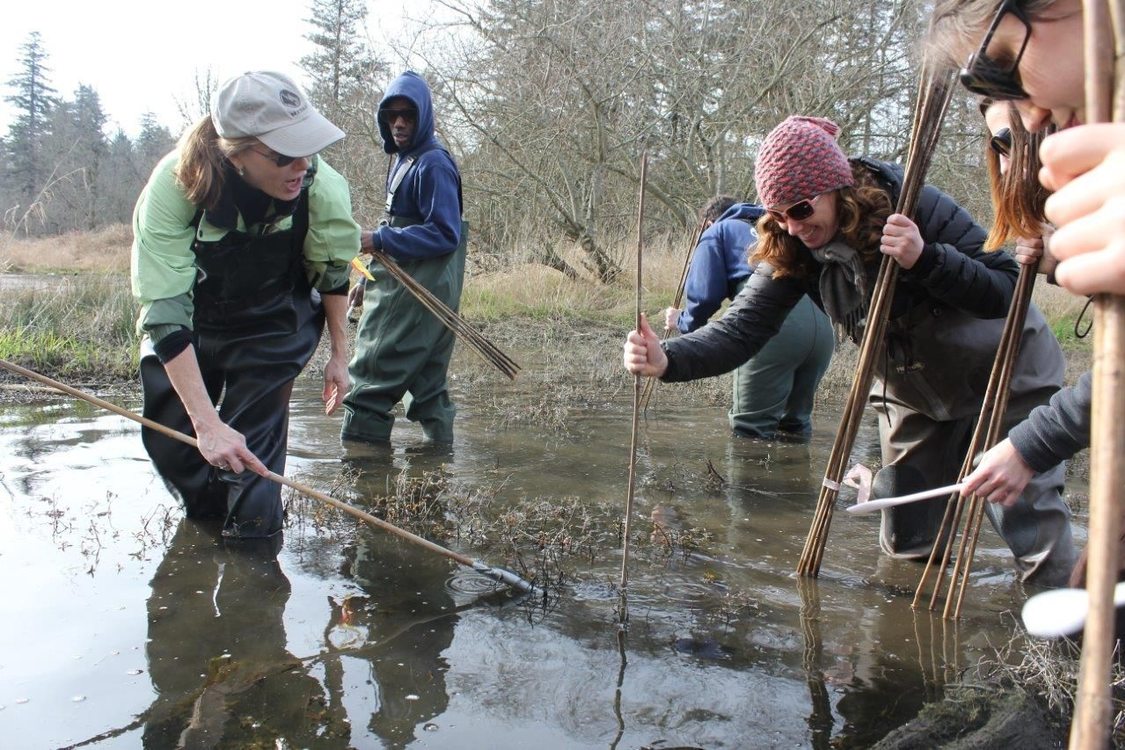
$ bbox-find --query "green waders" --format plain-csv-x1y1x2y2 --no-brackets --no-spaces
729,291,835,439
341,221,467,444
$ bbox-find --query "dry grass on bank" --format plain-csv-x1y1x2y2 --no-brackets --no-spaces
0,226,1095,398
0,224,133,274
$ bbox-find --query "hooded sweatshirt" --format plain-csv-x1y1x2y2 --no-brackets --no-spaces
678,203,765,333
370,71,463,262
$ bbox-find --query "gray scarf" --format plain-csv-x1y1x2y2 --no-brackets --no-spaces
810,239,869,344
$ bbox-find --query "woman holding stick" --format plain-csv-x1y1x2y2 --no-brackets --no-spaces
929,4,1125,591
622,115,1076,585
132,71,359,540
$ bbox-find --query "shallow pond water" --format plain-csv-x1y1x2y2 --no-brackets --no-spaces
0,369,1082,749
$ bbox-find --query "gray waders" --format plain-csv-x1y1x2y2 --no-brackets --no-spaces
871,301,1076,585
729,290,835,439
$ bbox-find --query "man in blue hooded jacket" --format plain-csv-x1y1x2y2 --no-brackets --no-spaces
342,71,466,445
663,198,834,440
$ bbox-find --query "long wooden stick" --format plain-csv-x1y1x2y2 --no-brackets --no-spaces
797,62,956,576
363,248,521,380
620,152,649,609
0,358,536,594
910,261,1035,617
639,220,706,414
1071,2,1125,746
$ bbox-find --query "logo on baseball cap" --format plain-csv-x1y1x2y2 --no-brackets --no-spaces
212,71,344,157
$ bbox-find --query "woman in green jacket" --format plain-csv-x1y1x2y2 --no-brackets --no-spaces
131,71,359,540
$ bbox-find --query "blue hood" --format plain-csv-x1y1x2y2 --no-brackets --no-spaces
716,202,765,225
378,71,437,155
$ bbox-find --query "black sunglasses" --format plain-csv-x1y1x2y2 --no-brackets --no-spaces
767,194,820,224
989,127,1012,157
960,0,1032,101
249,147,301,168
381,107,418,123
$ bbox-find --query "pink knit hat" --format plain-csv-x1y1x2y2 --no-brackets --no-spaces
754,116,855,208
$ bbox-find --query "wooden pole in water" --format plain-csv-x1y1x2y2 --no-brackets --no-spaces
620,152,649,612
0,358,537,595
639,219,706,414
1070,2,1125,747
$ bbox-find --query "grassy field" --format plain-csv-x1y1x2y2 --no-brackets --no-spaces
0,223,1092,391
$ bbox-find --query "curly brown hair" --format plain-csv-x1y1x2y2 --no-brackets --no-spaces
751,162,893,278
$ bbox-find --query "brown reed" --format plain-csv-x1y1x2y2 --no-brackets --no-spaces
797,61,957,577
1069,2,1125,747
620,151,649,616
365,248,522,380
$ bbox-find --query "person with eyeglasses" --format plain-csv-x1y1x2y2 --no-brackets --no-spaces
341,71,466,447
623,115,1076,585
131,70,360,540
662,195,834,440
928,0,1125,298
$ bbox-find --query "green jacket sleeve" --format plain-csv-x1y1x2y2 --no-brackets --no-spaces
304,158,360,293
131,152,199,336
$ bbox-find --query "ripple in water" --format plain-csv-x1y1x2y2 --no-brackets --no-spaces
446,569,508,597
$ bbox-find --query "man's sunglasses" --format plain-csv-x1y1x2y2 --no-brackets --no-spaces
767,194,821,224
959,0,1032,101
381,108,418,123
990,127,1012,158
250,147,302,168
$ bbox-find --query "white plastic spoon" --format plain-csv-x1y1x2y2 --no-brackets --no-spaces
844,482,965,515
1021,581,1125,639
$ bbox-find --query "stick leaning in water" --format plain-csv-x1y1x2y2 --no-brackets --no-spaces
620,151,648,615
364,248,521,380
0,358,536,594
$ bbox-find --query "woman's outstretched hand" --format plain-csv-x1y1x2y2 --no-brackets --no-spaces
623,313,669,378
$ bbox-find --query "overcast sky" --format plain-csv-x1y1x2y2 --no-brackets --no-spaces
0,0,409,138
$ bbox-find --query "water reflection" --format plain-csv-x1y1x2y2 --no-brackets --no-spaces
142,520,349,748
0,375,1048,749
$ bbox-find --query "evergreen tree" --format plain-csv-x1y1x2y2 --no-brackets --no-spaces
301,0,389,219
2,31,59,232
41,84,110,231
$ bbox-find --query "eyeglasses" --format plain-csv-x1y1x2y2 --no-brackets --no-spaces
989,127,1012,158
249,147,302,168
381,108,418,123
767,193,822,224
959,0,1032,101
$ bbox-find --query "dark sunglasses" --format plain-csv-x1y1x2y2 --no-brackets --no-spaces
959,0,1032,101
249,147,301,168
767,194,820,224
381,107,418,123
989,127,1012,157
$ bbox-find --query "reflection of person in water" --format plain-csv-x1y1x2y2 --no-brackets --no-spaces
142,520,349,748
324,531,458,748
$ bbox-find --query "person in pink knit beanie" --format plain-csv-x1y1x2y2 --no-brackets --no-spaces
623,114,1077,586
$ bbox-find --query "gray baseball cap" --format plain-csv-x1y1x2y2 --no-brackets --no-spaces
211,71,344,157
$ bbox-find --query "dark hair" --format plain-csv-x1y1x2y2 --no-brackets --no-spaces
751,162,891,279
699,194,738,225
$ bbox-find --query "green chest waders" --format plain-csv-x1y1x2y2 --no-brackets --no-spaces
342,152,468,444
